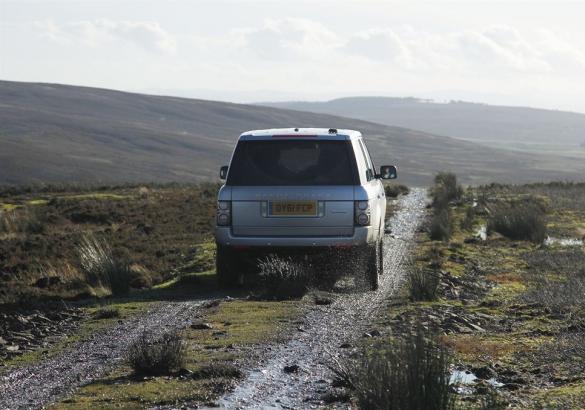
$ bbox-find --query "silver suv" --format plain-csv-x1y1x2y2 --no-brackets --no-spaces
215,128,397,290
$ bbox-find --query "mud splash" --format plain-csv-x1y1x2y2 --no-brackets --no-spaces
217,189,427,409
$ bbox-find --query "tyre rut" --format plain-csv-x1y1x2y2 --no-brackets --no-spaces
0,300,206,410
217,188,427,409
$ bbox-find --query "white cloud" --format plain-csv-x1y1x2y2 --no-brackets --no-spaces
235,18,338,60
341,25,584,74
34,19,177,54
343,28,413,65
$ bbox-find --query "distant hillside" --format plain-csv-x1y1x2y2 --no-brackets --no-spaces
263,97,585,152
1,81,584,187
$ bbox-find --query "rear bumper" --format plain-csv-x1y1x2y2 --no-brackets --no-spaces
215,226,376,248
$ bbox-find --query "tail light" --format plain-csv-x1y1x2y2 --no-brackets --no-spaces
217,201,231,226
355,200,371,226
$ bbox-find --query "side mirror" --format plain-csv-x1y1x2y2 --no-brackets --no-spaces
379,165,397,180
219,165,229,180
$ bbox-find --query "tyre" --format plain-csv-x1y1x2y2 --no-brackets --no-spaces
378,239,384,276
216,245,239,288
367,242,380,291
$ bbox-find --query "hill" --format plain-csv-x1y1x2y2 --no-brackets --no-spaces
1,81,584,187
263,97,585,154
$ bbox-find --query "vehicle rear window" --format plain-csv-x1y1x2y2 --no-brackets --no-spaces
227,140,358,186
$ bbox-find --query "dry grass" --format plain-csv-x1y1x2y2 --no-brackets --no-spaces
408,264,440,301
487,197,547,244
127,332,186,376
78,234,130,296
441,335,517,361
0,183,217,304
333,325,454,410
486,272,523,285
257,255,312,299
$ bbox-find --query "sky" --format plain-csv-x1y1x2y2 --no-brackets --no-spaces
1,0,585,112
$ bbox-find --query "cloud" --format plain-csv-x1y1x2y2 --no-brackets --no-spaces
34,19,177,54
341,25,585,74
235,18,338,60
343,29,412,64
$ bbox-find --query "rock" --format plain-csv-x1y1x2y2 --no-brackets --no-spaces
339,343,352,349
362,332,373,338
6,345,19,352
369,329,382,337
283,364,300,374
0,337,7,345
191,322,213,330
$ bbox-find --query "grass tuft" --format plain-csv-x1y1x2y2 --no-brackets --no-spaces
77,234,130,296
429,208,452,242
127,332,186,376
333,325,454,410
487,198,546,243
0,206,47,235
257,255,312,299
408,264,440,301
431,172,463,208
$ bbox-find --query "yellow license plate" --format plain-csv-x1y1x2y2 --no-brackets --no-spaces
269,201,317,216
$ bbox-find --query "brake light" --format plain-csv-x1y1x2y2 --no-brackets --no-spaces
355,201,371,226
217,201,231,226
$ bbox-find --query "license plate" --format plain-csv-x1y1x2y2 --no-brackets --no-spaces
269,201,317,216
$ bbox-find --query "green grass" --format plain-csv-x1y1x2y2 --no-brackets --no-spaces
368,180,585,407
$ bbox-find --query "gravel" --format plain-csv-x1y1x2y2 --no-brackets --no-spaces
0,301,204,410
217,188,427,409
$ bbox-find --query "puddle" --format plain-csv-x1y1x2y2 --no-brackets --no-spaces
544,237,584,247
450,369,504,394
450,369,477,384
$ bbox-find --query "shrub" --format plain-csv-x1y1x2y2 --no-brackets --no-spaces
460,206,476,231
127,332,185,376
432,173,463,207
78,234,130,296
257,255,312,299
408,265,440,301
487,199,546,243
384,184,410,198
333,326,454,410
429,208,451,242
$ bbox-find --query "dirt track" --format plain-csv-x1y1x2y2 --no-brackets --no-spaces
0,301,207,410
217,188,427,409
0,189,426,410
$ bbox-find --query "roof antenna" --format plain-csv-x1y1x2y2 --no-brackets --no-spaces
328,128,337,134
294,128,299,132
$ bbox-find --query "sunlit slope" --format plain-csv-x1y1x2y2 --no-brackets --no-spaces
1,81,584,186
264,97,585,152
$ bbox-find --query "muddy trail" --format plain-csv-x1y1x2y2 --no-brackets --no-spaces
218,188,427,409
0,300,209,410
